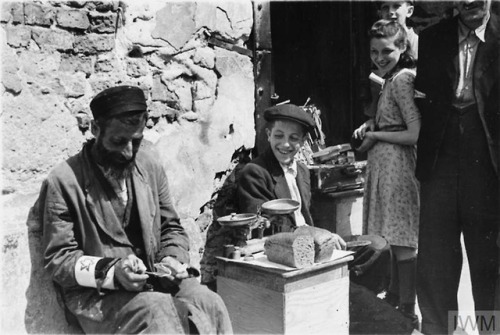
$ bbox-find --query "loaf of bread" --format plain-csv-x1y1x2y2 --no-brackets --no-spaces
294,226,335,263
264,233,314,268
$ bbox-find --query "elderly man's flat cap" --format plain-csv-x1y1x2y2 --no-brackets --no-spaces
264,104,315,131
90,85,147,119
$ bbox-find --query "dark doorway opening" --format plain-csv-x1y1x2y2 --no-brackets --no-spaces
270,1,377,147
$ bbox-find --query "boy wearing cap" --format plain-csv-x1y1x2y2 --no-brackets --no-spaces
39,86,232,334
200,104,346,290
237,104,345,241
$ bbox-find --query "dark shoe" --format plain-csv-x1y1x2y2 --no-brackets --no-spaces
400,303,420,330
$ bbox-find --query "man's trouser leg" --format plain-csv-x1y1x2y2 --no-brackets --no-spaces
458,107,499,315
175,277,233,334
418,176,462,335
76,291,186,334
418,107,499,334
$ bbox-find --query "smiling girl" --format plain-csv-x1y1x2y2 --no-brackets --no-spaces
353,19,421,327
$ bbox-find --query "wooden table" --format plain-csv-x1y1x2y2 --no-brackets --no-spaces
216,254,353,334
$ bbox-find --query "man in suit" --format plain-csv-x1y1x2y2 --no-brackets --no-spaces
415,1,499,333
40,85,232,334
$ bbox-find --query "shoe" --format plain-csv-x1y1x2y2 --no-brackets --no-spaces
400,303,420,330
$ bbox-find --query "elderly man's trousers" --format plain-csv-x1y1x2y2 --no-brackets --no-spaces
76,278,233,334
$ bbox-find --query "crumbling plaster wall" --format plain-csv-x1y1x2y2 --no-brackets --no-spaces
1,0,255,333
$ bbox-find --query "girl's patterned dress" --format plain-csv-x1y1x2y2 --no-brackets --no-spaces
364,68,421,248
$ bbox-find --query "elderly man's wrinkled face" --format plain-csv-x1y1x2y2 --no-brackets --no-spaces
266,119,306,166
456,0,491,29
93,115,145,179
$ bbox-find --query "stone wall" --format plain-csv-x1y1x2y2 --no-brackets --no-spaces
1,0,254,333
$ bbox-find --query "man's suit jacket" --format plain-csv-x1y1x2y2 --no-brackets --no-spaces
39,140,189,321
237,147,313,225
415,14,500,181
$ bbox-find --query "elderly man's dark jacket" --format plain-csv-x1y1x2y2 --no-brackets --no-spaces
237,147,313,225
39,140,189,321
415,13,500,180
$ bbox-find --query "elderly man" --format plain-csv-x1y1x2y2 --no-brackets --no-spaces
415,1,499,333
39,85,232,334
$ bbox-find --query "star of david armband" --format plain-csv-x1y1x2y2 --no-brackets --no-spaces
75,256,121,292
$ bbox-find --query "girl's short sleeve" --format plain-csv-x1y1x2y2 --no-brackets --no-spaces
392,70,420,125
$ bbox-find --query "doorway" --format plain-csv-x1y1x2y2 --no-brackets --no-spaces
270,1,377,146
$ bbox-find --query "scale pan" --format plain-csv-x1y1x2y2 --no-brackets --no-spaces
217,213,257,227
261,199,300,215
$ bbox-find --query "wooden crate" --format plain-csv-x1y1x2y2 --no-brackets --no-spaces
217,256,352,334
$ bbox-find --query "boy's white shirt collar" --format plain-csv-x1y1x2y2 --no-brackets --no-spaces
279,159,298,176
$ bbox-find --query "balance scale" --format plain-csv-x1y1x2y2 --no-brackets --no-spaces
217,199,300,258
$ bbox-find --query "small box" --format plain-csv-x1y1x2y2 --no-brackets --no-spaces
309,161,366,194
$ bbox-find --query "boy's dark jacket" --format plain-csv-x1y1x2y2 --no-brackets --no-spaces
237,147,314,225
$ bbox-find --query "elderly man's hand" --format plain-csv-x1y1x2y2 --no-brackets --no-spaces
114,254,149,291
331,233,347,250
159,256,189,280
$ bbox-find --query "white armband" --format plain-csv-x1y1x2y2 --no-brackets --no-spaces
75,255,117,290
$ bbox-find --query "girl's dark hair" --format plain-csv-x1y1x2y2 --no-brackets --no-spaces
369,19,416,69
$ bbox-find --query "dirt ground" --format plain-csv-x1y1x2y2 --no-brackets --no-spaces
349,234,478,335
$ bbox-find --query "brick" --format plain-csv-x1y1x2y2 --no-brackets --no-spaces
215,47,253,77
94,56,115,72
8,2,25,24
89,11,117,33
151,75,178,103
31,27,74,52
74,33,114,54
149,101,179,119
25,3,55,27
2,49,23,94
5,25,31,48
56,8,90,30
126,58,149,78
152,2,196,49
85,1,120,13
1,4,12,23
59,72,86,98
59,54,93,76
193,47,215,69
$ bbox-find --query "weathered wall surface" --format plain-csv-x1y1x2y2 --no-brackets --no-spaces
1,0,254,333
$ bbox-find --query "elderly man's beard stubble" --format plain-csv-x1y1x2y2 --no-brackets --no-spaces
92,138,136,180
